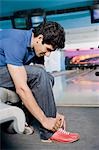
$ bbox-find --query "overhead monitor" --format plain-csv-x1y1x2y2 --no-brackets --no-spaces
13,17,27,29
31,16,44,27
0,20,12,29
91,4,99,23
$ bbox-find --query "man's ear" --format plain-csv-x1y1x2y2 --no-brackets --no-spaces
38,34,43,41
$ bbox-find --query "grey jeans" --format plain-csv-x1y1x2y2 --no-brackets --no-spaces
0,65,57,140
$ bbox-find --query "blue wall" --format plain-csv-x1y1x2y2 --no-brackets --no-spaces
47,10,99,29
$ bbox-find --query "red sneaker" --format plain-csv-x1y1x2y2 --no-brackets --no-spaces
42,128,80,143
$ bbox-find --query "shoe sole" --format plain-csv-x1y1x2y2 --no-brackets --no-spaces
41,139,52,143
41,138,80,143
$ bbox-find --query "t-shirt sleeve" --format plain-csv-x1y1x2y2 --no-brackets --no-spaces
3,38,26,66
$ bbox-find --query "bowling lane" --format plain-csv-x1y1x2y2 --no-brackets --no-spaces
53,68,99,106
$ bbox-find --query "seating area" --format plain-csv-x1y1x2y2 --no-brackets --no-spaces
0,87,26,134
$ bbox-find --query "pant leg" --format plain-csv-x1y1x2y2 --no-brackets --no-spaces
0,65,57,140
25,65,57,140
0,66,15,90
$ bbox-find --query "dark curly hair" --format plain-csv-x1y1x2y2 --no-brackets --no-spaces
33,21,65,50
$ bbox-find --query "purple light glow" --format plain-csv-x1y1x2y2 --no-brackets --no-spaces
64,49,99,58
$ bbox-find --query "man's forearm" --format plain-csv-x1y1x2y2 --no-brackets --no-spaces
16,86,46,125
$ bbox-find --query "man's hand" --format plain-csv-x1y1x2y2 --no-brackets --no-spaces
42,117,57,131
42,113,66,132
56,113,66,130
42,117,62,132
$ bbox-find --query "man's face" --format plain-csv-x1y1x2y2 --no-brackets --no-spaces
33,34,54,57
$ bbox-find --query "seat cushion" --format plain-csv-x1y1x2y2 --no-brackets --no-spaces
0,87,20,103
0,102,25,133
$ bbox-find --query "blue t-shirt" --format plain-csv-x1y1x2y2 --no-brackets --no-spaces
0,29,35,66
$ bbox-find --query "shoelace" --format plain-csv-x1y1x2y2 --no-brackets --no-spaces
25,122,28,127
58,128,70,135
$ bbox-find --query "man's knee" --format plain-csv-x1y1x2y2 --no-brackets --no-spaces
25,65,46,75
32,66,55,86
25,65,49,87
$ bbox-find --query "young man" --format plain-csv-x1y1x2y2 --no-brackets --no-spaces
0,21,80,143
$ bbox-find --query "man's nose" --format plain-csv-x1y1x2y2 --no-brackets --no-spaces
45,51,51,57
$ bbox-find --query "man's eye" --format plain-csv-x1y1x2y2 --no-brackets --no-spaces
47,48,52,52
